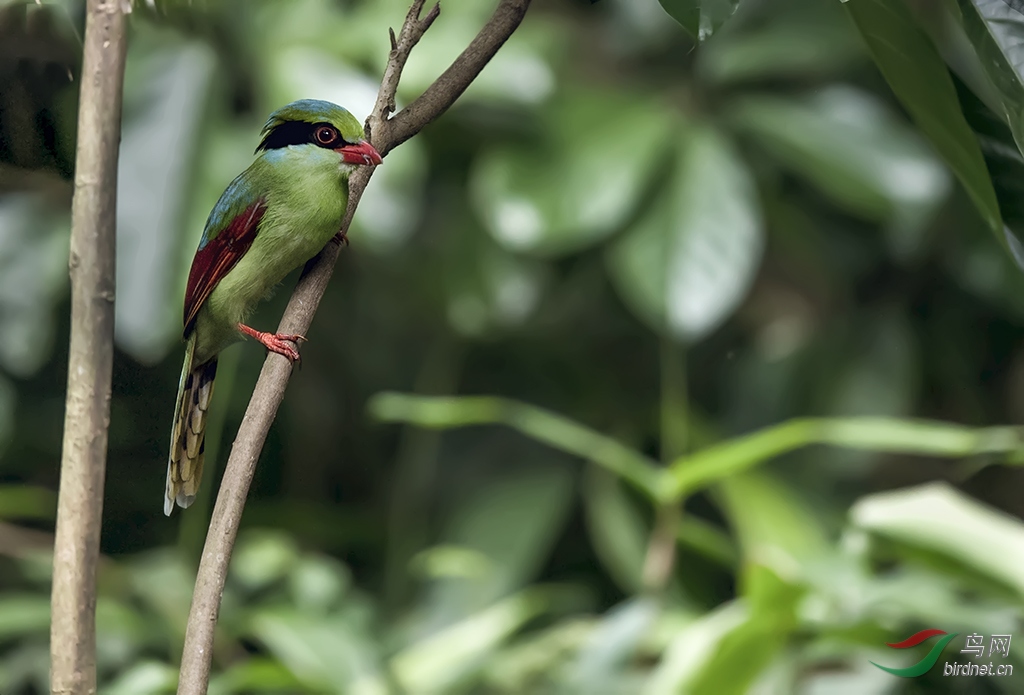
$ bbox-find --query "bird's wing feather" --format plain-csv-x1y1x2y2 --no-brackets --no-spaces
183,178,268,335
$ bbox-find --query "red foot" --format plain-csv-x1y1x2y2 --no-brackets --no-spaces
331,230,349,247
238,324,306,363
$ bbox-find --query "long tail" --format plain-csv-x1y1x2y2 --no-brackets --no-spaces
165,333,217,516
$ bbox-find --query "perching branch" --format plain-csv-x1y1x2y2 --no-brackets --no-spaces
50,2,127,694
176,1,532,693
381,0,531,153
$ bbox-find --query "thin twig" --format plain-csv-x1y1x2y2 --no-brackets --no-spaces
374,0,440,125
176,1,532,693
50,1,128,693
385,0,529,152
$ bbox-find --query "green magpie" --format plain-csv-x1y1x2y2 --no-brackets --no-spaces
165,99,382,516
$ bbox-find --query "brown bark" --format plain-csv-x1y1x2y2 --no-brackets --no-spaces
49,1,128,694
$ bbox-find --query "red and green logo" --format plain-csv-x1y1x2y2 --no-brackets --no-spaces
871,629,959,677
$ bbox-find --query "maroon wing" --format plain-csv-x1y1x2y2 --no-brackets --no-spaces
183,199,267,336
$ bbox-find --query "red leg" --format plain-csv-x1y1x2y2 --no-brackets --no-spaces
238,323,306,363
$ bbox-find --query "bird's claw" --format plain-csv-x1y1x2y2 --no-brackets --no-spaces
263,334,305,363
238,324,307,364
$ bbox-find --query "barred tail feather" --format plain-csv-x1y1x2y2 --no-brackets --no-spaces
165,336,217,516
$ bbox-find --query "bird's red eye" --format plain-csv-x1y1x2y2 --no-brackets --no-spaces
314,126,338,146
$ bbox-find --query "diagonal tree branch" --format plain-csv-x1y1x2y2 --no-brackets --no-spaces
383,0,531,152
176,1,532,692
50,1,128,694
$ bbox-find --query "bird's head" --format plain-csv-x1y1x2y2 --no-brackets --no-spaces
255,99,382,170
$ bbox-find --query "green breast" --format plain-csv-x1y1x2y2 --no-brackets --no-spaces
192,146,350,363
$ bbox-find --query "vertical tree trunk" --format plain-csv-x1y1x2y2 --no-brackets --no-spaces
50,2,128,693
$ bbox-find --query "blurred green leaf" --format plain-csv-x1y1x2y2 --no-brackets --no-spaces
955,0,1024,156
13,549,54,586
822,561,1020,640
658,0,738,41
443,228,549,338
230,529,300,593
845,0,1003,241
473,87,676,256
668,417,1024,499
0,594,49,639
644,601,748,694
0,642,49,695
391,588,551,694
583,468,650,594
0,484,56,521
96,598,152,671
568,597,660,693
207,658,306,695
421,467,573,624
952,26,1024,272
676,516,738,569
731,87,949,238
116,39,216,362
797,658,904,695
369,392,666,498
125,550,199,640
100,661,177,695
658,0,699,37
607,122,763,343
687,566,802,695
851,481,1024,596
409,544,494,581
825,313,917,420
700,4,862,83
372,392,1024,511
819,313,921,469
481,619,595,693
717,472,828,570
0,196,69,377
249,610,387,695
287,554,351,614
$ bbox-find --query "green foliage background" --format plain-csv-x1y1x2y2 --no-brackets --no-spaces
3,0,1024,692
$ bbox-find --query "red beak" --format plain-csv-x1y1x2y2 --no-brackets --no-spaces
336,140,383,166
